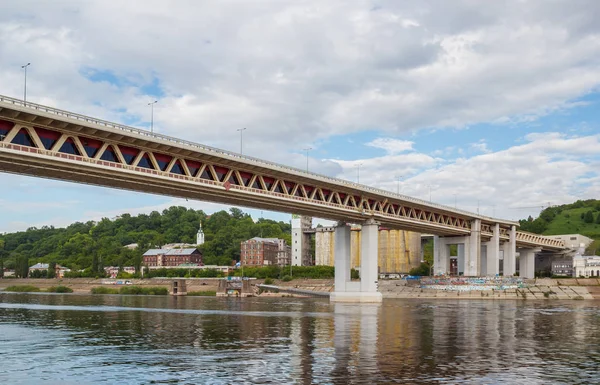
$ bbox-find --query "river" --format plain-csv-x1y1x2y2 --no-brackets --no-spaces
0,293,599,384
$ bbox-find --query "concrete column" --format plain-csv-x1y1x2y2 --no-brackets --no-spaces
484,223,500,276
465,219,481,276
360,219,379,294
503,226,517,276
480,245,487,276
333,222,351,294
331,219,382,302
457,244,465,275
519,248,537,279
434,236,450,275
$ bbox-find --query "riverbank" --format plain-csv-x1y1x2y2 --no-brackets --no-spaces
2,277,600,299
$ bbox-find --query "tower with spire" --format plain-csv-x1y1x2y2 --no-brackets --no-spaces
196,221,205,246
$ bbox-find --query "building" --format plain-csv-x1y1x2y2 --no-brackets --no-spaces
123,243,139,250
573,255,600,278
28,263,70,278
161,243,197,250
551,260,574,277
240,237,284,266
143,248,202,267
315,226,422,274
291,215,313,266
549,234,593,250
104,266,136,278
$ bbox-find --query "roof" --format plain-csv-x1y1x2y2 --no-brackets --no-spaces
143,248,199,256
246,237,281,243
29,263,68,270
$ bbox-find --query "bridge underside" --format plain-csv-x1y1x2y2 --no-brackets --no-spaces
0,149,465,234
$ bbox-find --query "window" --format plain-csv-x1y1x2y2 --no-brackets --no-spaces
570,237,577,240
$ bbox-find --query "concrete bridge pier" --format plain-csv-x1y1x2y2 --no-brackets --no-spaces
502,226,517,276
518,248,540,279
483,223,500,276
331,219,382,303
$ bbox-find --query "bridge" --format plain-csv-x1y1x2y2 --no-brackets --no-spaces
0,95,564,301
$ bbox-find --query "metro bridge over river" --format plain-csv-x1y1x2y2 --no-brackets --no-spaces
0,95,564,302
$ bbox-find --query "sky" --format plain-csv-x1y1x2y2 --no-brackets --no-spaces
1,0,600,233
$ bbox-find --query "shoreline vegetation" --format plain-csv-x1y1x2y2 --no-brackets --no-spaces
3,285,73,293
90,286,168,295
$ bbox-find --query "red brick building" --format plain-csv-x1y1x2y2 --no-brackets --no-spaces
143,248,202,267
240,237,280,266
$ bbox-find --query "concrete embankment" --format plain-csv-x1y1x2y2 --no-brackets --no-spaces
379,279,600,300
2,277,599,300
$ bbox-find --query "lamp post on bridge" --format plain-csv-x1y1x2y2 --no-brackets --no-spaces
396,175,402,194
21,63,31,106
356,163,363,184
237,127,247,155
148,100,158,133
303,147,312,172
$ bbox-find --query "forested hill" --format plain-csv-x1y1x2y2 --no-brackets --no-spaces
0,206,291,271
519,199,600,240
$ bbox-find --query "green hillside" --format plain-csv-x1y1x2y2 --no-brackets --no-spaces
519,199,600,240
0,206,291,277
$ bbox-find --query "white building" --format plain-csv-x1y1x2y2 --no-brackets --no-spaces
291,215,312,266
197,222,205,246
573,255,600,278
549,234,593,250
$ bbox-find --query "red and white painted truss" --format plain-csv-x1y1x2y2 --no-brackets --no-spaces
0,95,565,250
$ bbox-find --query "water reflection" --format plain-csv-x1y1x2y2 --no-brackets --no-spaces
0,293,600,384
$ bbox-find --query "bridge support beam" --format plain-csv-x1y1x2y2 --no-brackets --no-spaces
503,225,517,276
465,219,481,276
483,223,500,276
457,243,465,276
331,219,382,303
434,235,450,275
518,248,540,279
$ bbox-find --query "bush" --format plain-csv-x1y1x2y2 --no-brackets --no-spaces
91,287,120,295
264,277,274,285
46,286,73,293
119,286,168,295
282,275,292,282
409,262,431,276
187,291,216,296
4,285,41,292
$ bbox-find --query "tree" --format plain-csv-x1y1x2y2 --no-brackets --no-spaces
15,255,29,278
584,210,594,224
596,213,600,225
47,262,56,279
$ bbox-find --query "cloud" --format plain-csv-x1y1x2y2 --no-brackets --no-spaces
1,0,600,152
469,140,491,154
2,1,600,230
331,132,600,220
366,138,414,154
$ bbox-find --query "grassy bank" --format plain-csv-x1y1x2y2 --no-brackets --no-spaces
91,286,168,295
3,285,41,292
2,285,73,293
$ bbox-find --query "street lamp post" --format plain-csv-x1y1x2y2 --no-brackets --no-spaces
303,147,312,172
21,63,31,105
356,163,363,184
148,100,158,133
453,193,457,208
396,175,403,194
237,127,247,155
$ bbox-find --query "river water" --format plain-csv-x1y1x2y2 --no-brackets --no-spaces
0,293,599,384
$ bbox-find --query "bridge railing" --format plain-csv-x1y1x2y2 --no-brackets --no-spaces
0,94,510,222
